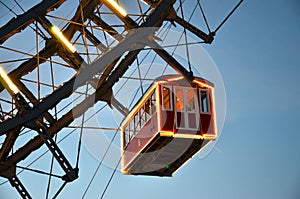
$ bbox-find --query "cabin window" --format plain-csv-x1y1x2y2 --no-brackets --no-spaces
162,86,172,110
138,110,143,128
145,91,156,116
175,88,184,111
124,124,129,146
129,120,134,140
145,98,151,115
200,90,210,113
139,109,143,127
140,105,149,128
134,113,140,134
144,103,150,121
187,89,196,112
150,90,156,114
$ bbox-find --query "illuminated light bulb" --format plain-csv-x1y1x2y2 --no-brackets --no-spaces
0,67,20,94
103,0,128,17
51,26,76,53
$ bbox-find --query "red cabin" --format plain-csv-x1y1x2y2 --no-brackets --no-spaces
121,75,217,176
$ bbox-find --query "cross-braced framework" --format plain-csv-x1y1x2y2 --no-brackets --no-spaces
0,0,243,198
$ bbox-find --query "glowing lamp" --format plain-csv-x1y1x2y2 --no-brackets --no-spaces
0,67,20,94
103,0,128,17
51,26,76,53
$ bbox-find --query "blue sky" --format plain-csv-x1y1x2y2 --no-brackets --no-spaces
0,0,300,198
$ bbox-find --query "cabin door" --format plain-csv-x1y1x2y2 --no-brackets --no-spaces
175,87,198,130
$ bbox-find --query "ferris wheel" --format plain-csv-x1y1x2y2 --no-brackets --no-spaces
0,0,243,198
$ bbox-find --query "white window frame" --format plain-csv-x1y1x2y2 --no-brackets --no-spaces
174,87,198,130
199,89,211,114
161,85,173,111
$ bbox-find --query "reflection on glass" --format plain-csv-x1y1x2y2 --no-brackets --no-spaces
176,89,184,111
187,89,195,112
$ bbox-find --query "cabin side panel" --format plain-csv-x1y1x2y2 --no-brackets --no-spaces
123,113,159,169
199,87,215,137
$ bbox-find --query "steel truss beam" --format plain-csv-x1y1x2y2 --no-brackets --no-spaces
0,162,32,198
0,0,174,153
9,175,32,199
0,0,99,197
0,0,100,133
173,15,215,44
0,0,66,44
102,0,194,80
0,0,98,86
0,0,175,134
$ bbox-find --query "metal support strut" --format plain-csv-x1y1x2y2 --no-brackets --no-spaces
18,92,78,182
9,175,32,199
36,124,78,182
0,164,32,199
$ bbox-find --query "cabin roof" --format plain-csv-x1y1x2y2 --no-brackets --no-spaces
154,75,214,87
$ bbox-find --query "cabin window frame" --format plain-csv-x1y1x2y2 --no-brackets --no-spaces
150,89,156,115
174,86,199,130
162,85,173,111
124,124,129,146
199,89,211,114
186,88,197,113
174,87,185,112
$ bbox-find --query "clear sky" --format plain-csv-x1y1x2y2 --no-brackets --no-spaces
0,0,300,199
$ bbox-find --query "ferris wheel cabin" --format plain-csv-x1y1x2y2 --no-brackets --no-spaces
121,75,217,176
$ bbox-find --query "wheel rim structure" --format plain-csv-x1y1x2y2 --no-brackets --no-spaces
0,0,243,198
